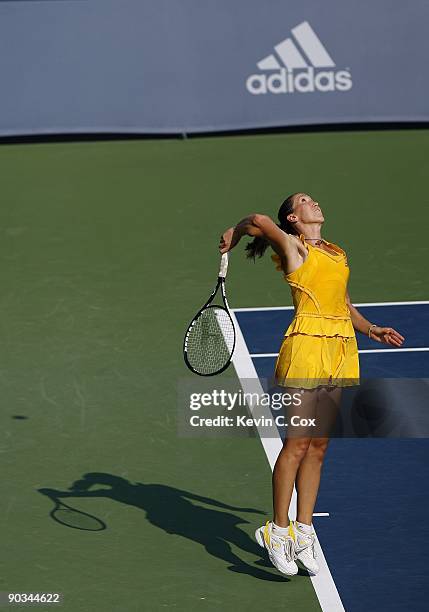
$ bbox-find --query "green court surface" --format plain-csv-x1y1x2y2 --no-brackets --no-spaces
0,129,427,611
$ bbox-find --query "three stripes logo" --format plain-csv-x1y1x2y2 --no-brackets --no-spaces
246,21,352,95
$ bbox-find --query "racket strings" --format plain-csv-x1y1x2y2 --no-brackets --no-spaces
186,306,235,375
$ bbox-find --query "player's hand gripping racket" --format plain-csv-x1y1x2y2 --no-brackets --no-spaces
183,252,236,376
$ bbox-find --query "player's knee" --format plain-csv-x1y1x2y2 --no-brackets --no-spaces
307,438,329,463
285,438,312,463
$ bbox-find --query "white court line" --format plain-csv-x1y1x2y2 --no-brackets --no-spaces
234,306,293,312
251,347,429,358
358,347,429,353
229,310,345,612
233,300,429,312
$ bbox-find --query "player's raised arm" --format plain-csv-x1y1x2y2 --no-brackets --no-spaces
219,213,297,259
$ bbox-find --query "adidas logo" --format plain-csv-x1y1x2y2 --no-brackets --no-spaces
246,21,352,95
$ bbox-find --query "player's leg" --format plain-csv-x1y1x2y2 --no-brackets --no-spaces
254,388,319,576
272,388,319,527
292,386,342,574
296,386,342,525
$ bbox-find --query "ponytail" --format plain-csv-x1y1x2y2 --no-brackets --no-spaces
245,193,299,262
245,235,271,260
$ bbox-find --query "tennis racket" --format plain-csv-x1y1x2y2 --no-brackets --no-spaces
183,252,236,376
50,497,106,531
39,488,106,531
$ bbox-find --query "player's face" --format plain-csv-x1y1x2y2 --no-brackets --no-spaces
293,193,324,223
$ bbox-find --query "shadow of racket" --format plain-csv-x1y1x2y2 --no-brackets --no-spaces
39,488,106,531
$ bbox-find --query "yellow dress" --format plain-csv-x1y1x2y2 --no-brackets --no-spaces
271,233,360,389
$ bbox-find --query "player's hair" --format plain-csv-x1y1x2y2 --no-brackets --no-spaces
245,193,299,261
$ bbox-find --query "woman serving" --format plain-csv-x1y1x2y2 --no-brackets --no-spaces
219,192,404,577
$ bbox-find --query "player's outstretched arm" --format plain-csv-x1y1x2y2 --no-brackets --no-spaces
346,292,405,347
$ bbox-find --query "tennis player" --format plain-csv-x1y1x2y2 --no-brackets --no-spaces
219,193,404,576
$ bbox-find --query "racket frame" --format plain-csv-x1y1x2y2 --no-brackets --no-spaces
183,253,236,376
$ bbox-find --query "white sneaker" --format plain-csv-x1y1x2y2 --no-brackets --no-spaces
291,521,319,575
255,521,298,576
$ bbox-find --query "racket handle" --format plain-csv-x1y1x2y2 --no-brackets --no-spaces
218,252,229,278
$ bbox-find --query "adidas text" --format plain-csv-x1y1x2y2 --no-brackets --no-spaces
246,67,352,95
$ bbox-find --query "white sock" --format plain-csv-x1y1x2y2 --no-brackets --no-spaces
296,521,313,534
272,521,290,536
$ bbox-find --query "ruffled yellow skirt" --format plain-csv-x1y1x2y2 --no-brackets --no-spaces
275,333,360,389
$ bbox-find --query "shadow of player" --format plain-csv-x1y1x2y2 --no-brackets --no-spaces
39,472,291,582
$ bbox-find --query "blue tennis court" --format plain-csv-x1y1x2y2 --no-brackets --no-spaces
236,302,429,378
233,301,429,612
